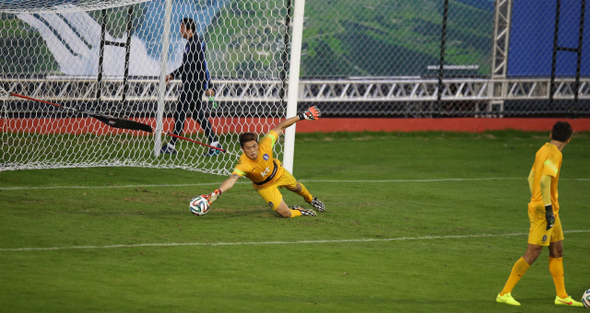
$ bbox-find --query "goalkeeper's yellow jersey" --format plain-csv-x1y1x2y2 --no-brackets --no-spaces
529,143,563,212
232,130,284,187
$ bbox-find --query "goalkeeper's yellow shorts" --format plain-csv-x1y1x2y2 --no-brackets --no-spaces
254,170,298,211
527,202,563,246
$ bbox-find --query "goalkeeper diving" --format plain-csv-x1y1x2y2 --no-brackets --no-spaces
200,106,325,218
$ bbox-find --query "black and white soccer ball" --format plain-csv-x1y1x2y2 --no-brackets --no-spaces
190,196,209,216
582,289,590,308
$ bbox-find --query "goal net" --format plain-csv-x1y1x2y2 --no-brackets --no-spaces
0,0,291,175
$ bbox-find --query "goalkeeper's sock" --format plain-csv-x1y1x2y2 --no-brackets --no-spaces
289,209,302,218
549,257,568,299
501,257,530,296
295,183,313,202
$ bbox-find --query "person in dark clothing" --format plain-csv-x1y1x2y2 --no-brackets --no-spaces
161,17,222,156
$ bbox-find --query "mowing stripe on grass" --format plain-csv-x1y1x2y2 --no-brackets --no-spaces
1,177,588,191
2,230,589,252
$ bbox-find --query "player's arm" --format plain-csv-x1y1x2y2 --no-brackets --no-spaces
540,174,555,230
195,38,210,90
168,48,188,82
527,169,535,195
166,63,181,83
270,106,321,136
202,174,241,204
540,155,560,230
168,38,197,83
218,174,240,194
539,174,552,205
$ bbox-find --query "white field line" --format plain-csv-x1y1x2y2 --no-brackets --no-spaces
2,230,589,252
0,182,223,190
1,177,588,191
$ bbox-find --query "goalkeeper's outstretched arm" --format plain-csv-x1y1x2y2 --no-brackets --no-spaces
271,106,321,136
202,174,240,204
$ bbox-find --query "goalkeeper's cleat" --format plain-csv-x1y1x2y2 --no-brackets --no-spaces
160,143,177,155
496,293,520,306
292,205,316,217
204,142,222,157
555,295,584,307
307,197,325,212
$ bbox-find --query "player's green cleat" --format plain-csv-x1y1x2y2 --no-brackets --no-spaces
496,293,521,306
555,295,584,307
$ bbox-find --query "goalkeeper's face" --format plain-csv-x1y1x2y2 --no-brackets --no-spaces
242,140,259,160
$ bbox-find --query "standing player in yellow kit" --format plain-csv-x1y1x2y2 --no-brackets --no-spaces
200,106,325,218
496,121,583,307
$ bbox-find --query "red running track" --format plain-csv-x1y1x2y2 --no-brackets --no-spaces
2,117,589,135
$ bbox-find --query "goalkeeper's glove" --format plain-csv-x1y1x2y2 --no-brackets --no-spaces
298,106,321,121
545,204,555,230
202,189,222,205
208,95,218,109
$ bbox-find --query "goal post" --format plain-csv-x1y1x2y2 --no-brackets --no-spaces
282,0,305,174
0,0,296,175
153,0,174,158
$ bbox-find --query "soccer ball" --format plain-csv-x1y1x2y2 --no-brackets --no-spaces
190,196,209,216
583,289,590,308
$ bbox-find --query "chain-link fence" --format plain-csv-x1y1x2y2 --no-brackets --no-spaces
2,0,589,119
299,0,589,117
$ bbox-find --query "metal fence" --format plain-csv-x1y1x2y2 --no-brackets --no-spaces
1,0,589,117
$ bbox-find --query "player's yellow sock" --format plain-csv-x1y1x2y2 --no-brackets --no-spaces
549,257,568,299
501,257,530,296
289,209,302,218
296,183,313,202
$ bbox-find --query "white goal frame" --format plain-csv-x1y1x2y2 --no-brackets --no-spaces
282,0,305,173
1,0,304,175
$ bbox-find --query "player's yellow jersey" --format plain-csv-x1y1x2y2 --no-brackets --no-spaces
232,130,284,187
530,143,563,212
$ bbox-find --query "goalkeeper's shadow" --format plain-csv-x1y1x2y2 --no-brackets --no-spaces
198,207,278,219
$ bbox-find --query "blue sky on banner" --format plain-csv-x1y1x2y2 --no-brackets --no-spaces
11,0,231,76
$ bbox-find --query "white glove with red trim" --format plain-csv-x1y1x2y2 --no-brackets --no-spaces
201,189,222,205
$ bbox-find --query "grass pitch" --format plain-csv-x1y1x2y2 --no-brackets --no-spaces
1,131,589,312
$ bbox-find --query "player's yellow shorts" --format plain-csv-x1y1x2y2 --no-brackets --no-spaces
527,202,564,246
253,170,298,211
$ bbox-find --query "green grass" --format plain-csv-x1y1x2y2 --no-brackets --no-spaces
1,131,589,312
